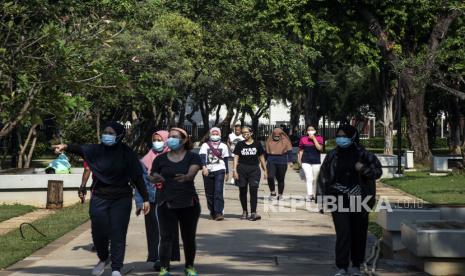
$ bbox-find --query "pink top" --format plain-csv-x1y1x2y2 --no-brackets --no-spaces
298,135,324,149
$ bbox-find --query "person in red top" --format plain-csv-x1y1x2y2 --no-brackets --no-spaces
79,160,95,203
298,125,324,201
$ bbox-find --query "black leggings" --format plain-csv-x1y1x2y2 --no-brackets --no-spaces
144,203,180,262
237,164,261,214
267,162,287,195
239,185,258,214
156,203,201,269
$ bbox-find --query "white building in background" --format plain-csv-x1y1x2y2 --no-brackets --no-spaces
183,99,305,127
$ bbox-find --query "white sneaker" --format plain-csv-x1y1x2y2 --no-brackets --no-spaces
111,271,122,276
349,267,362,276
91,259,109,276
334,268,348,276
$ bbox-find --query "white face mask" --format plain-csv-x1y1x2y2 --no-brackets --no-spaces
308,130,316,136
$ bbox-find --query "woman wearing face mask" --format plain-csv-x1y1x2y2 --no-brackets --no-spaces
233,126,267,221
149,127,202,276
316,124,382,276
52,122,150,276
135,130,181,271
298,125,324,201
199,127,230,221
265,128,293,200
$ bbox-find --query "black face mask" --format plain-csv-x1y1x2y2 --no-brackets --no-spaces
272,136,280,141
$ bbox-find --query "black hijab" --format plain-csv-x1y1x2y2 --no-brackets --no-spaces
81,121,142,186
335,124,360,187
336,124,360,145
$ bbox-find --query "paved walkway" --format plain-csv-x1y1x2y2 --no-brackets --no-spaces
1,170,425,276
0,209,55,235
376,181,427,205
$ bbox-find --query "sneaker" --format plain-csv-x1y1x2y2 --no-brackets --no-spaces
159,267,171,276
240,211,248,220
277,194,283,201
215,214,224,221
153,260,161,272
111,271,122,276
185,266,198,276
249,213,261,221
334,268,348,276
306,195,315,202
91,259,109,276
349,267,362,276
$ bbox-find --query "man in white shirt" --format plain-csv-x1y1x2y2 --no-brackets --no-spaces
227,124,245,185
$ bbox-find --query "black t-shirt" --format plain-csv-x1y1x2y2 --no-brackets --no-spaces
151,151,202,208
233,140,265,166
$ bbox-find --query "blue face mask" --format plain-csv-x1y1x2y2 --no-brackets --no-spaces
101,134,117,146
336,136,353,148
167,137,182,151
152,141,165,152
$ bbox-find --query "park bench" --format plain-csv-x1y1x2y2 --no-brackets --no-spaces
431,154,464,172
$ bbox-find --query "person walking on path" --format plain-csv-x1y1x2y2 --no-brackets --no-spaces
316,124,382,276
265,128,293,200
233,126,267,221
149,127,202,276
298,125,324,201
227,124,244,185
135,130,180,271
52,121,150,276
199,127,230,221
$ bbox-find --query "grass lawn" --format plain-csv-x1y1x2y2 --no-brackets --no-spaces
0,202,89,269
0,204,36,223
382,171,465,205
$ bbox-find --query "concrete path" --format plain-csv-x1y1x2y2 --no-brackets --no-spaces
2,169,425,276
0,209,55,235
376,181,428,205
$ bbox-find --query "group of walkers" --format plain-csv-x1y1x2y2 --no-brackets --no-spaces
53,121,382,276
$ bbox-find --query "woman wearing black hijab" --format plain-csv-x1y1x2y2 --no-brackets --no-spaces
316,124,382,276
53,122,150,276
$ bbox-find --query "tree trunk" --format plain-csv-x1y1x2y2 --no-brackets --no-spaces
383,92,395,155
25,128,38,168
380,62,395,155
177,99,187,128
217,105,234,140
402,73,431,164
96,109,101,143
448,97,463,154
358,7,459,164
166,98,176,128
0,86,39,138
46,180,63,209
290,93,303,133
231,106,241,128
199,99,210,129
17,124,39,168
304,86,319,127
214,105,222,126
17,130,24,169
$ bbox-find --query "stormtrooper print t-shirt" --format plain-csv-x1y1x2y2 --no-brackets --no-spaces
233,140,265,166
